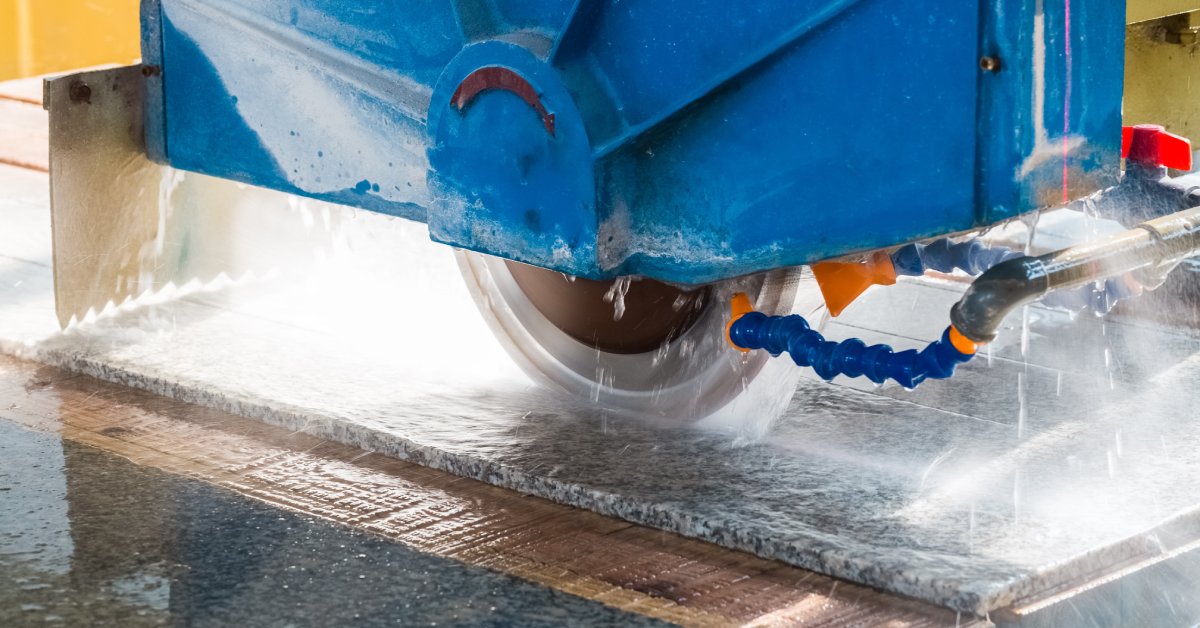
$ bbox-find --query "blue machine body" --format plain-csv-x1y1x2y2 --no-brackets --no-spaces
140,0,1125,285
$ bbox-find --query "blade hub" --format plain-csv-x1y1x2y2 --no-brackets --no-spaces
505,261,709,354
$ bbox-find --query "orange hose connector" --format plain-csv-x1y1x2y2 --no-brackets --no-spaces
726,292,754,353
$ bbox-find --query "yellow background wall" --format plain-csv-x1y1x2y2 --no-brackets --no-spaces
0,1,1196,81
0,0,140,81
1124,14,1200,143
1130,0,1200,23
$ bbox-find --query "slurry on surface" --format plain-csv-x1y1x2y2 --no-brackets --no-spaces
5,164,1200,614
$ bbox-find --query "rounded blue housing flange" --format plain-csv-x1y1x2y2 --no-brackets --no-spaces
427,41,598,277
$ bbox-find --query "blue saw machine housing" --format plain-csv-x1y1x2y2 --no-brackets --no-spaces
136,0,1137,408
141,0,1124,284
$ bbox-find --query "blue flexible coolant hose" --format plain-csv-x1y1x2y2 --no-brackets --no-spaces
727,237,1142,389
891,239,1143,315
728,312,974,389
891,238,1021,276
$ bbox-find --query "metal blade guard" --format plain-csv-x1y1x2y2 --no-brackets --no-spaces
140,0,1124,285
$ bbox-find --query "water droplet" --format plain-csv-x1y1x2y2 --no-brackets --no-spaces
1016,371,1027,439
603,277,632,321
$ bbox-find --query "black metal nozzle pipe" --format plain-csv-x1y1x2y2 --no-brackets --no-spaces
951,206,1200,343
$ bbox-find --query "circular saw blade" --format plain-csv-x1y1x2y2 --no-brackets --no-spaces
456,251,827,424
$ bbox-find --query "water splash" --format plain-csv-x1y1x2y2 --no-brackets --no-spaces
1016,211,1039,440
603,276,632,322
1013,469,1023,524
1017,371,1028,439
590,366,609,403
651,339,671,368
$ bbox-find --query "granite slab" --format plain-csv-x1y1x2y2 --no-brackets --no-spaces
5,163,1200,615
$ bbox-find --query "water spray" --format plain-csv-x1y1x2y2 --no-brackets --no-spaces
727,126,1200,387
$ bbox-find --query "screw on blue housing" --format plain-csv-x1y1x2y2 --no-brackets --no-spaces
726,294,977,389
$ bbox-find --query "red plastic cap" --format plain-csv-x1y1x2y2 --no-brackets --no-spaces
1122,125,1194,170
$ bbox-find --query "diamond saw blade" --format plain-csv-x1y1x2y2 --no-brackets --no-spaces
456,251,827,423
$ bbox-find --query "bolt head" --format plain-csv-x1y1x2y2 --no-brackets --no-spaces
979,56,1001,73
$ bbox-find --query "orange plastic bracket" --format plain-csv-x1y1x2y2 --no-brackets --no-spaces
811,250,898,317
